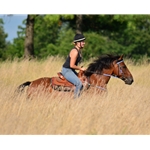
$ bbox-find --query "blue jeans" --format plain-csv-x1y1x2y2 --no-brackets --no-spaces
61,67,83,98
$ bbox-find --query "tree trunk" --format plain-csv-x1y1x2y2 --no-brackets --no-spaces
24,15,35,59
76,15,83,34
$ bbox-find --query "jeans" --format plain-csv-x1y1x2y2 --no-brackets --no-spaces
61,67,83,98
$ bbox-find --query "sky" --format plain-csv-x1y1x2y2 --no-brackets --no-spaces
0,14,27,42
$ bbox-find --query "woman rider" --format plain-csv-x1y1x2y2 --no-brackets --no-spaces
61,33,86,98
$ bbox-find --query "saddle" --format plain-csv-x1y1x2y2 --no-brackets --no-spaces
51,70,87,91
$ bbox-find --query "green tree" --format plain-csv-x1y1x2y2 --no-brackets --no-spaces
3,14,150,61
0,18,8,60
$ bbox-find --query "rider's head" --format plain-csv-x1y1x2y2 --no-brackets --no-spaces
73,33,86,49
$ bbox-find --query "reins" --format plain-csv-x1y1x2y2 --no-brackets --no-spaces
83,60,124,91
85,60,124,78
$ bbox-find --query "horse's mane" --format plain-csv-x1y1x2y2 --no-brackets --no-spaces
84,54,121,76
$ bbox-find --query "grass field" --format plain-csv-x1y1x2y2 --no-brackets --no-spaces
0,56,150,135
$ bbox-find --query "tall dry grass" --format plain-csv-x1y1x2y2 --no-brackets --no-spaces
0,56,150,135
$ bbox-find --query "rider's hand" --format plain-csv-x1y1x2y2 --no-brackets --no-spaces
80,67,86,71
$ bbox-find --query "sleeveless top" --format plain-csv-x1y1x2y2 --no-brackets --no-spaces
63,47,82,69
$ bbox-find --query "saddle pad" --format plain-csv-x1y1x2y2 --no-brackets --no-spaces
51,77,74,87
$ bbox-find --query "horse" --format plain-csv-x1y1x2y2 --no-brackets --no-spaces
17,54,134,98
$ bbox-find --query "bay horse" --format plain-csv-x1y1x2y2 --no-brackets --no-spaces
17,54,133,98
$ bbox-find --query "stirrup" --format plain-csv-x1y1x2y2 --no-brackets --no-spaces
57,72,65,80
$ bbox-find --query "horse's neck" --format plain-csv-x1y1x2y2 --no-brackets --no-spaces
78,70,112,89
89,73,111,87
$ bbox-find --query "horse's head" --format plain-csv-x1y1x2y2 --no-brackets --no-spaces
112,55,134,85
84,54,134,88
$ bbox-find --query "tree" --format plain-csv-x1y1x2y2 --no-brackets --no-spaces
0,18,8,60
3,14,150,61
24,15,38,59
23,14,81,59
76,15,83,34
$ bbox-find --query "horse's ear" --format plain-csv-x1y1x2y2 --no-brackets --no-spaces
119,55,124,60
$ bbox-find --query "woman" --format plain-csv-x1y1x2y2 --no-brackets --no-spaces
61,33,86,98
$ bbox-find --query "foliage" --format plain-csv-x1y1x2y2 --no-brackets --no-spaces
83,32,124,59
33,15,60,58
0,18,8,60
1,15,150,61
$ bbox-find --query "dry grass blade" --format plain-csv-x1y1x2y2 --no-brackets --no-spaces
0,56,150,134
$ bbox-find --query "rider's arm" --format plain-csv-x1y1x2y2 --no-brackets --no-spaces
69,49,85,71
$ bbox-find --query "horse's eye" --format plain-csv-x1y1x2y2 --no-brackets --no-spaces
122,66,127,69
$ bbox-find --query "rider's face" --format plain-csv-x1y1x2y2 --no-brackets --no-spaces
77,40,85,48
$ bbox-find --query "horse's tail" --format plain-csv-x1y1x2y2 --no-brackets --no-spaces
17,81,31,93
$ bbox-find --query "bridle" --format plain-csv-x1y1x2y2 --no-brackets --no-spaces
103,60,124,79
84,60,124,91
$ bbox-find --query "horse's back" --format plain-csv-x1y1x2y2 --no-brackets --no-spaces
30,77,52,87
27,77,53,97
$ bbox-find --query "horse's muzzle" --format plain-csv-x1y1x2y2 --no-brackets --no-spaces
124,77,134,85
